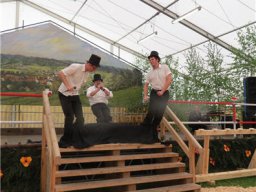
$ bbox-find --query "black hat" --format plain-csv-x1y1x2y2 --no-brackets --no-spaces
93,74,103,82
148,51,160,61
88,54,101,67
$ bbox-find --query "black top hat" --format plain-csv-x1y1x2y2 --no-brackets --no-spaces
93,74,103,82
88,54,101,67
148,51,160,61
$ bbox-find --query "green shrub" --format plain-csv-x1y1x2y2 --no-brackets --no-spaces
1,146,41,192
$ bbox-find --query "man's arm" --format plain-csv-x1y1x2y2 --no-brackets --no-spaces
101,88,112,97
87,86,100,97
57,71,74,91
143,82,149,102
158,73,172,96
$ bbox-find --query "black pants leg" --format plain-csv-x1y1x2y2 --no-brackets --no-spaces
143,90,169,126
143,90,169,140
58,92,84,144
91,103,112,123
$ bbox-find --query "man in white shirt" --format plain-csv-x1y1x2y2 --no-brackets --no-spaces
142,51,172,141
87,74,113,123
57,54,101,148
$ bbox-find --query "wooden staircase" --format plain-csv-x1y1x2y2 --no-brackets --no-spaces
54,143,200,192
42,90,201,192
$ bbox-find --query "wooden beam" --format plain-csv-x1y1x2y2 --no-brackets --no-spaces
195,128,256,136
196,168,256,183
163,118,189,156
202,136,210,174
249,148,256,169
165,107,203,151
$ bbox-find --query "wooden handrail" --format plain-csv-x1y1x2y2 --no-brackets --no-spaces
195,128,256,136
42,90,61,163
162,106,204,180
162,117,189,156
165,106,203,151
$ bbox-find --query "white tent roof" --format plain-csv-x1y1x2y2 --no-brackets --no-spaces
1,0,255,66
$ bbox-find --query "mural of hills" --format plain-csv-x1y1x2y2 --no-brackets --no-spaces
1,23,132,70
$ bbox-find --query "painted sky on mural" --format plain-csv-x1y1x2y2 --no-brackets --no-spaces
1,23,133,70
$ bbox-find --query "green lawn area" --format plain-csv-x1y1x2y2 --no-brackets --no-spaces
200,176,256,188
0,86,143,110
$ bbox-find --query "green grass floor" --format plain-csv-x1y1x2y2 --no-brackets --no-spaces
200,176,256,188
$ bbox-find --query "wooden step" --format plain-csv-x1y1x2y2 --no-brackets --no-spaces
128,183,201,192
55,172,193,192
60,143,171,152
56,162,185,178
60,152,179,164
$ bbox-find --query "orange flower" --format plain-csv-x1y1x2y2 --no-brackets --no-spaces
209,157,215,166
20,156,32,167
0,169,3,178
245,150,251,158
223,144,230,152
178,156,182,162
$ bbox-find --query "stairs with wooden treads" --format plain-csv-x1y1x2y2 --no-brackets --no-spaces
56,143,201,192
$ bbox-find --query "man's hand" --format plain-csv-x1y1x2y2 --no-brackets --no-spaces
66,86,76,92
157,90,164,96
143,95,149,103
97,82,104,89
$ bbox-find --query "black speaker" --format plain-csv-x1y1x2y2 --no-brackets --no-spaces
243,77,256,128
244,77,256,103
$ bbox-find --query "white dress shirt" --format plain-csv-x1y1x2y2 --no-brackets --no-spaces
86,85,113,106
58,63,89,96
145,64,171,90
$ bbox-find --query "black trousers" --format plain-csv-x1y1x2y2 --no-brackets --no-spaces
58,92,84,144
142,90,169,139
91,103,112,123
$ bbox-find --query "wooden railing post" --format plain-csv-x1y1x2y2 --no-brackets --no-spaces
42,89,62,191
195,128,256,182
189,141,196,182
41,112,47,192
248,148,256,169
163,106,204,182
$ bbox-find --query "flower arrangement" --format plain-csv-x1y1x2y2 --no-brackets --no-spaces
20,156,33,167
0,137,255,191
171,136,256,173
1,146,41,192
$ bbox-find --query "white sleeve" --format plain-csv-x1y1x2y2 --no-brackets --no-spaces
62,64,79,76
86,86,93,97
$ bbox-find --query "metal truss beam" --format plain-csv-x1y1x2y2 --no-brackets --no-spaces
140,0,235,53
140,0,255,63
0,0,16,2
170,21,256,57
114,0,179,44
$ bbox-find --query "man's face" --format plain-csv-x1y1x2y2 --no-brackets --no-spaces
86,63,97,72
94,80,102,87
149,57,159,68
94,80,102,86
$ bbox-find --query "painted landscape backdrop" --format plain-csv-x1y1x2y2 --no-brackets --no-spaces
1,23,143,109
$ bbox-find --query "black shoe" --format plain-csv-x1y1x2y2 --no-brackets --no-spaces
58,142,72,148
73,145,86,149
161,140,171,146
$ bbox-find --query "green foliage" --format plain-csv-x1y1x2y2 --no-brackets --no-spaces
171,137,256,173
1,138,254,191
200,176,256,188
1,54,143,108
1,86,143,108
1,146,41,192
231,25,256,77
108,86,143,110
